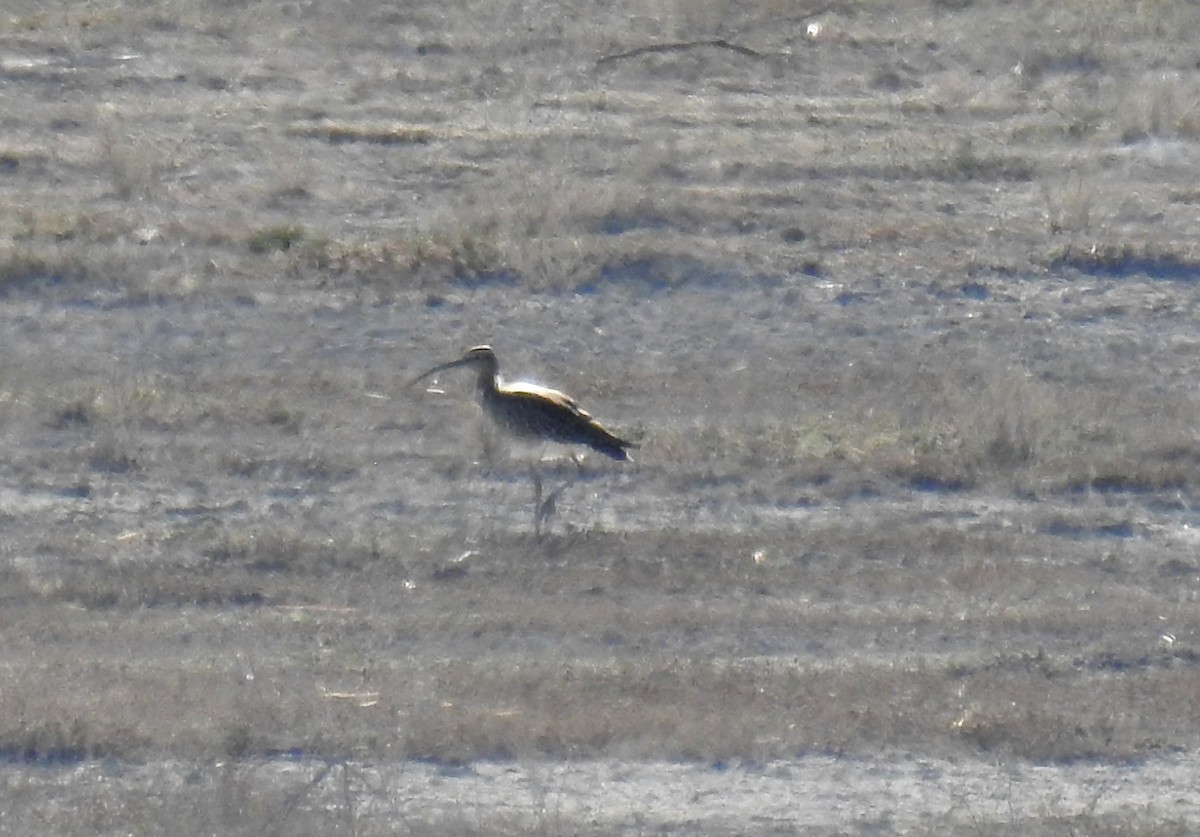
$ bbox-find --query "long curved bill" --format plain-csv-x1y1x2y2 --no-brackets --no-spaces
408,356,469,389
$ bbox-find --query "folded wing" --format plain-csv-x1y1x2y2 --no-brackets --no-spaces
493,382,635,460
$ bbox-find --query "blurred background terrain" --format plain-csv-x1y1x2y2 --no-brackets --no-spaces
2,0,1200,833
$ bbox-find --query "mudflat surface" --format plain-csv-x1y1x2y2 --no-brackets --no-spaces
5,753,1200,834
2,1,1200,834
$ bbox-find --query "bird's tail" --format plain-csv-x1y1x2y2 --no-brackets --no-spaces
596,442,630,461
593,431,638,461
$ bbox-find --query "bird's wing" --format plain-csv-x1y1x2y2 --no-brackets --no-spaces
500,380,632,458
502,381,593,419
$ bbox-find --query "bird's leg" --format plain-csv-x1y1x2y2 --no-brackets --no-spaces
531,468,542,509
534,464,582,537
537,455,584,536
531,467,556,537
531,454,588,537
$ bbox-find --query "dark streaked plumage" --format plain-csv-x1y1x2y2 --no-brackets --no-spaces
410,345,634,460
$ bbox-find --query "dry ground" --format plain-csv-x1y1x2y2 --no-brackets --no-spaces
2,0,1200,833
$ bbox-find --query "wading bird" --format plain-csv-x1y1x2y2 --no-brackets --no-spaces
410,345,635,532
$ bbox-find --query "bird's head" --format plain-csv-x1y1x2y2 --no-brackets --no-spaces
458,345,498,366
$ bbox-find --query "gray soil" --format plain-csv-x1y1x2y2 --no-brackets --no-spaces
2,1,1200,834
5,752,1200,834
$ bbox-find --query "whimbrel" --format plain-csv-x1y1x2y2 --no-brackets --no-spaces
411,345,635,532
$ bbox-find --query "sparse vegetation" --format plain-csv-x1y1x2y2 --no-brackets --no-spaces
1047,242,1200,280
318,228,512,290
289,121,436,145
2,0,1200,833
247,224,309,254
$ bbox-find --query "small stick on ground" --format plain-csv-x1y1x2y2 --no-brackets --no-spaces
595,2,840,67
597,39,766,67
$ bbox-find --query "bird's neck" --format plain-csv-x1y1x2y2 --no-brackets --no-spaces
475,366,500,395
